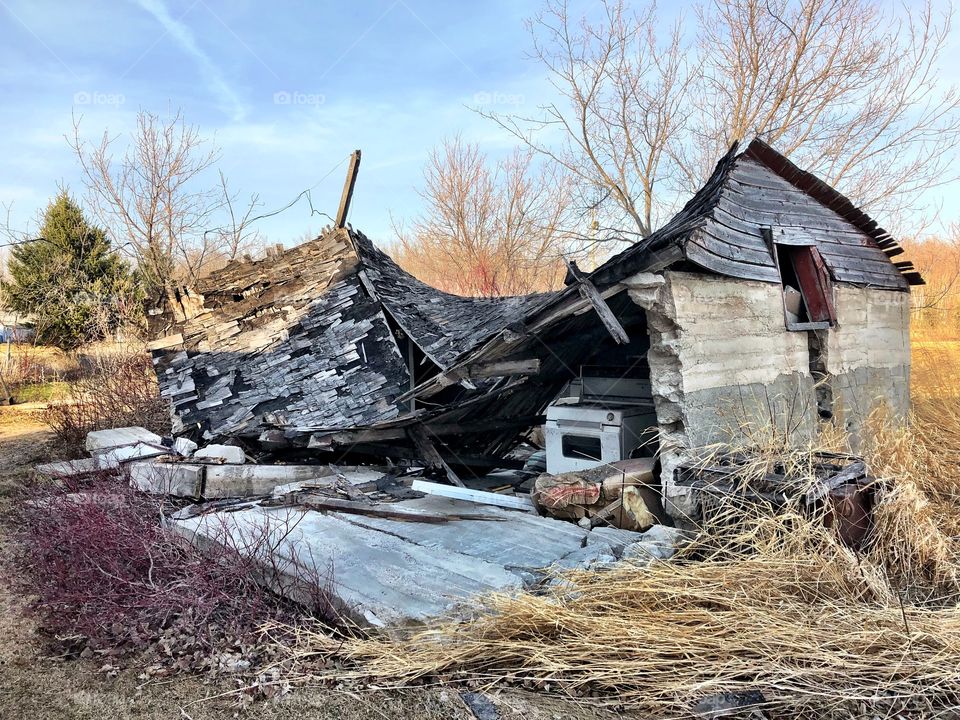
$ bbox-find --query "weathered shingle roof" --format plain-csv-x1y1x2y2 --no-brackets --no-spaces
589,138,919,291
352,233,550,368
149,227,552,441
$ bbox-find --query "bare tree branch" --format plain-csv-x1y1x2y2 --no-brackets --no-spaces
489,0,960,238
391,136,587,296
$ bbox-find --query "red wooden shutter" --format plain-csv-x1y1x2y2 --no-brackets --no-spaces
789,246,836,324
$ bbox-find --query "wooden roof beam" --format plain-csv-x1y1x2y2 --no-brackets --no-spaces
563,257,629,344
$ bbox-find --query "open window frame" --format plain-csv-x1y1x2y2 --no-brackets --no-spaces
762,227,838,332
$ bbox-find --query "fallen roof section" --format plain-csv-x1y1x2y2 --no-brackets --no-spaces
353,233,549,369
148,227,552,443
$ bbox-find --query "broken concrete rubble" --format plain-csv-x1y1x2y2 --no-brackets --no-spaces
193,444,246,464
129,461,203,497
621,525,692,564
86,426,164,455
129,460,360,499
33,456,120,481
173,437,198,457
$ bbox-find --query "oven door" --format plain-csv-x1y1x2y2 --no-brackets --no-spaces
545,418,623,474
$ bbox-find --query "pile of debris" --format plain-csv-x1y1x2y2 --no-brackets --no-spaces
36,424,879,629
36,426,687,627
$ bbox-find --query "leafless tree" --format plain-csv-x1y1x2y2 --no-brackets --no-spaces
487,0,960,238
692,0,960,225
902,231,960,320
485,1,690,239
185,172,265,277
70,109,262,292
392,137,583,296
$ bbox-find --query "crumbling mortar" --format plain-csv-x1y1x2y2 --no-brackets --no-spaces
625,272,696,521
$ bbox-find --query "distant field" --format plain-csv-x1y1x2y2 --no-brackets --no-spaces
912,337,960,399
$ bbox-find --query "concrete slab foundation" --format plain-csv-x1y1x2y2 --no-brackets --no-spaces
171,495,648,626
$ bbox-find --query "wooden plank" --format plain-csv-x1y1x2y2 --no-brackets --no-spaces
409,425,465,487
717,210,884,253
829,266,904,287
146,333,184,351
417,358,541,399
818,253,908,289
716,192,857,236
786,320,832,331
467,358,540,379
564,258,629,344
335,150,362,228
593,240,685,289
298,496,500,524
697,228,776,266
786,245,836,323
310,415,545,449
411,479,536,512
685,236,782,283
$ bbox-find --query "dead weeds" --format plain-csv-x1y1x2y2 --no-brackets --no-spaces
282,363,960,717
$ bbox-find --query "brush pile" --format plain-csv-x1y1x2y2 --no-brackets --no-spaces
286,390,960,717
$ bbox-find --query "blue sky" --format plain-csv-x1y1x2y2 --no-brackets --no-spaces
1,0,958,250
0,0,553,246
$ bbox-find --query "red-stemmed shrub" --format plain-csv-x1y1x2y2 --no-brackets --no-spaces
10,473,337,667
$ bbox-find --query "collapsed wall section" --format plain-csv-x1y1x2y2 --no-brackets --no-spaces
149,230,410,441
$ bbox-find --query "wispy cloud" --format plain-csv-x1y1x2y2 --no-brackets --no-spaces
131,0,247,121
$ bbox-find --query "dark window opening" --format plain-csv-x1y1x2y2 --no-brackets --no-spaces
561,434,602,461
773,242,837,330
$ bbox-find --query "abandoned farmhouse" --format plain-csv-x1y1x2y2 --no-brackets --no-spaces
146,138,922,520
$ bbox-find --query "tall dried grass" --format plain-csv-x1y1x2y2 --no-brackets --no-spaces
285,345,960,717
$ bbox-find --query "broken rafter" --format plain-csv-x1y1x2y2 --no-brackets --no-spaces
408,424,466,487
308,414,546,450
416,358,541,399
336,150,362,228
563,257,630,344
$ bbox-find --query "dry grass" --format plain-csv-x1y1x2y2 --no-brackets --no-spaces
287,508,960,717
283,337,960,718
43,350,170,456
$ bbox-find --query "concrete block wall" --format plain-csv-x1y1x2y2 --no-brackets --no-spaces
624,270,912,523
826,286,911,438
663,271,816,449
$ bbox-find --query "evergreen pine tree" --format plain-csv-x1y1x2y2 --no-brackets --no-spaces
0,191,139,349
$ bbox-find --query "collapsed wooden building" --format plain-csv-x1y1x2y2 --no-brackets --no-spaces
148,138,922,520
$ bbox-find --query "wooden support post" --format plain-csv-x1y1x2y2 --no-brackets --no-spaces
563,257,629,344
336,150,362,228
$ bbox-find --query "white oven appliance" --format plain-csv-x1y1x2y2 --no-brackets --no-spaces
544,374,657,474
